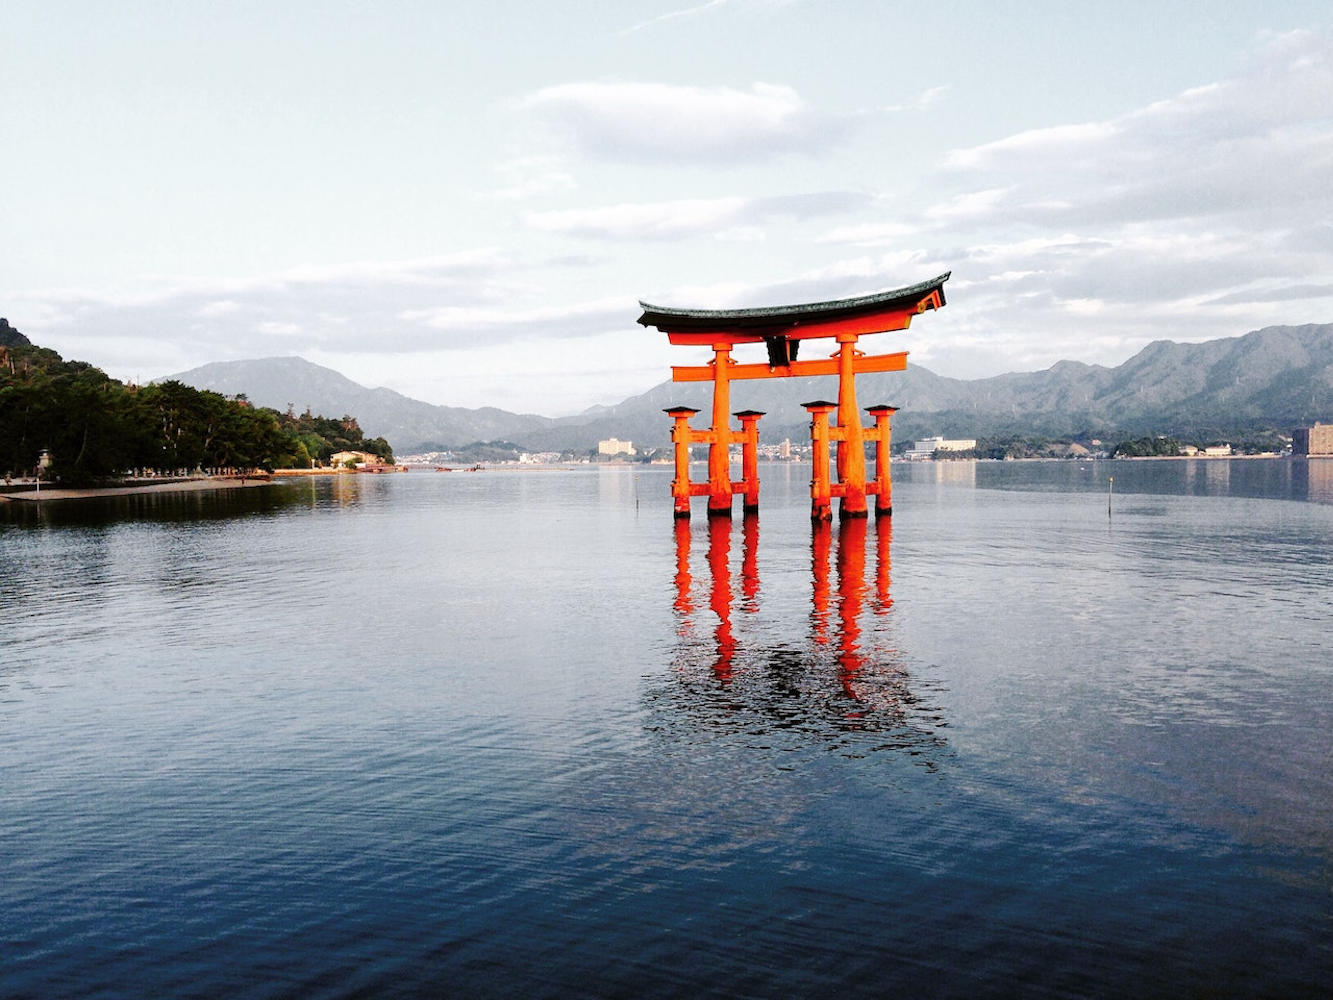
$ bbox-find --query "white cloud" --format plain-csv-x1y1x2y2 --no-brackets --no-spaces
485,172,579,202
617,0,731,36
943,122,1118,172
257,321,301,336
402,296,629,340
525,197,752,239
815,221,918,246
932,30,1333,234
516,80,850,162
525,191,870,240
882,85,949,113
10,250,630,384
922,188,1016,225
616,0,797,38
196,300,241,318
11,22,1333,413
792,29,1333,381
482,157,579,202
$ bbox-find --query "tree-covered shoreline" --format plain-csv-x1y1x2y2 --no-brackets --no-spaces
0,329,391,486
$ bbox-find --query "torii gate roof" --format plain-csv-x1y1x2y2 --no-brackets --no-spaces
638,272,949,346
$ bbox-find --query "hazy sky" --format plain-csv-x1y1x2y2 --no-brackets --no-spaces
4,1,1332,415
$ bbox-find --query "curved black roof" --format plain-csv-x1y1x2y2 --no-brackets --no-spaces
638,272,949,332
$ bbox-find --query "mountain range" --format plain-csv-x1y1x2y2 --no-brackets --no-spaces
169,322,1333,453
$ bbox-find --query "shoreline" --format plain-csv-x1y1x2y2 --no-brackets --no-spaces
0,476,274,503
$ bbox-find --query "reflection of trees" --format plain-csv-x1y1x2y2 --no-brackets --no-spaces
662,514,950,764
0,481,304,528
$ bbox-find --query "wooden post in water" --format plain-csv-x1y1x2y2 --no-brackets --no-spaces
834,334,868,518
665,406,701,519
866,404,898,517
706,344,735,518
804,401,837,522
735,410,764,513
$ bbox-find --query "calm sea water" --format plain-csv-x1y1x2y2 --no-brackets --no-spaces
3,460,1331,998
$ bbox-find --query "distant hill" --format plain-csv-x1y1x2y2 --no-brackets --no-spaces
523,322,1333,450
168,323,1333,453
167,357,559,451
884,322,1333,442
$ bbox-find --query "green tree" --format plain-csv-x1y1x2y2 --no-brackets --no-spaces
1112,436,1183,458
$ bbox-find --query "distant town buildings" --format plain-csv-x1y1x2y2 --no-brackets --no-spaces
1293,422,1333,457
329,450,382,467
1180,443,1234,457
597,437,636,457
906,436,978,460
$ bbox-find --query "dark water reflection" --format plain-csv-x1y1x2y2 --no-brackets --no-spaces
0,481,308,528
3,466,1331,999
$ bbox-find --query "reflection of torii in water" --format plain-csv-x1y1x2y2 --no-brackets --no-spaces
639,273,950,520
664,514,948,760
810,517,899,716
673,514,896,704
673,514,760,684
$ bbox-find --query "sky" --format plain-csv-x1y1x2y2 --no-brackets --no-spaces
4,1,1333,416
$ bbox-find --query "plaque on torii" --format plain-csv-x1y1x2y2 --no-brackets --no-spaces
637,273,949,520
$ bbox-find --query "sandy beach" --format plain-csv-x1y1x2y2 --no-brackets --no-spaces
0,477,275,503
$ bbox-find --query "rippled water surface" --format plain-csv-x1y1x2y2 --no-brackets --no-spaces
3,461,1331,998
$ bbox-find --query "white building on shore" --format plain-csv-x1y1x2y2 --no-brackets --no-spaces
905,436,978,460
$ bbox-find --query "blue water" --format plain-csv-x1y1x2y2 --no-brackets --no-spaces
2,461,1331,998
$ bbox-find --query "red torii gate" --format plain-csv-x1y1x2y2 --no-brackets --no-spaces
638,273,949,520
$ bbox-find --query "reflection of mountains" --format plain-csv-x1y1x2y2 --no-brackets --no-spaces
654,514,950,765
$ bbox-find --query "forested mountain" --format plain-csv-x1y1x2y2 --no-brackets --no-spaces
0,322,391,484
150,321,1333,454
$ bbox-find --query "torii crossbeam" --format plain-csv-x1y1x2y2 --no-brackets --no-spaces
638,273,949,520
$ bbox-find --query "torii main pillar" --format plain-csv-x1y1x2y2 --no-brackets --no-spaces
639,273,949,519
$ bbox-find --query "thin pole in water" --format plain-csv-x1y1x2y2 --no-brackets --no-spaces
1107,475,1113,517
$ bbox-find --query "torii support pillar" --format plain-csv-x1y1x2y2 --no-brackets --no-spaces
666,406,705,518
806,399,898,520
735,410,763,513
866,404,899,516
704,344,734,517
834,333,869,518
663,403,764,519
804,401,837,521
